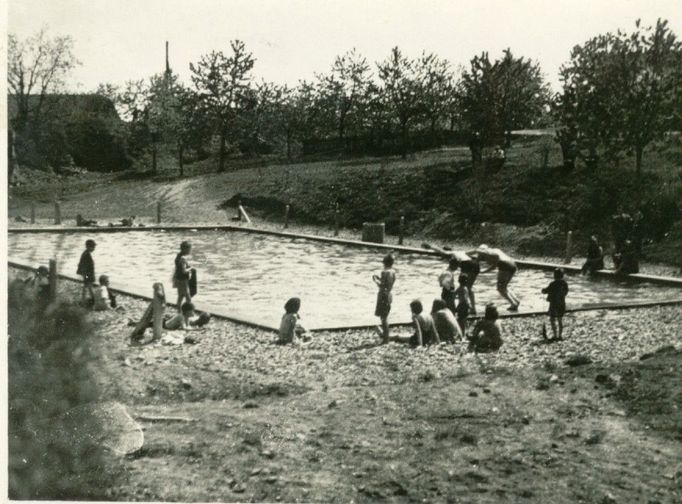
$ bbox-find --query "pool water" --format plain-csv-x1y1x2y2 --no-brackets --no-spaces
8,231,681,329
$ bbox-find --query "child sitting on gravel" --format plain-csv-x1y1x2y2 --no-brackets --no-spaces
93,275,117,310
410,300,440,346
164,302,211,330
468,304,503,353
431,299,462,343
542,268,569,341
278,297,309,345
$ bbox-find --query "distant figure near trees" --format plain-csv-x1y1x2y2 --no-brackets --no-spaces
467,245,520,311
581,235,604,275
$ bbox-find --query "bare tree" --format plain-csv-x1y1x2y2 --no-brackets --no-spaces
8,27,80,129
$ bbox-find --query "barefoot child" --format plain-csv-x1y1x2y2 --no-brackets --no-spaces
425,243,479,314
164,302,210,330
431,299,462,343
410,300,440,347
93,275,117,310
373,254,396,343
469,303,503,353
278,297,308,345
76,239,96,305
173,241,193,312
467,245,520,311
541,268,569,340
454,274,471,336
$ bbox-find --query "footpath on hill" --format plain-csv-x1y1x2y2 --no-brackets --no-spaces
8,149,682,277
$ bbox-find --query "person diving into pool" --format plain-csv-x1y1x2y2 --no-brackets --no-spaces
422,243,479,315
466,244,521,311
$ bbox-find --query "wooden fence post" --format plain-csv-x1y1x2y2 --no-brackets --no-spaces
152,283,166,341
30,202,35,224
238,204,252,224
54,201,61,225
284,204,290,229
334,204,340,237
156,201,162,224
399,215,405,245
48,259,58,303
564,231,573,264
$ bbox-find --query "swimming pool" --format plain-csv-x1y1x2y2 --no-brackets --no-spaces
8,230,682,329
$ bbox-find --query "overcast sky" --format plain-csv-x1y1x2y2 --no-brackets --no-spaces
8,0,682,93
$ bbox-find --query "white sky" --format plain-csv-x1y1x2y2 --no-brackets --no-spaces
7,0,682,93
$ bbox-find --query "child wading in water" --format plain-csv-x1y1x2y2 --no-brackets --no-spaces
373,254,396,343
76,239,97,305
278,297,309,345
454,273,471,336
542,268,569,340
438,257,458,313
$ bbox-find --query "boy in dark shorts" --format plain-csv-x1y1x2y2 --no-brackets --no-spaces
373,254,396,343
76,239,96,305
424,243,479,314
542,268,569,340
468,245,520,311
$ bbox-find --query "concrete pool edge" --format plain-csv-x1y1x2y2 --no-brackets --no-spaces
9,260,682,334
8,224,682,287
8,260,280,333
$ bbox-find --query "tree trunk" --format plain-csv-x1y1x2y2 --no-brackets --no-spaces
286,130,292,161
401,120,408,159
178,143,184,177
635,145,643,181
219,131,226,172
504,131,512,148
152,145,158,175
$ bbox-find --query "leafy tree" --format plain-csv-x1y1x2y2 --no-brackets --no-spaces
190,40,255,172
377,47,422,158
415,52,455,133
317,49,371,141
561,19,682,178
458,50,549,167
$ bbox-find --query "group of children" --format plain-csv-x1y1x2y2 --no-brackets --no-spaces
74,239,210,339
369,243,570,351
76,239,117,311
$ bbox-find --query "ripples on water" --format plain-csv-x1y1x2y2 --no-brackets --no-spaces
8,231,681,329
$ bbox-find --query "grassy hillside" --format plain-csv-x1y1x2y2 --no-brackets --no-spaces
9,137,682,266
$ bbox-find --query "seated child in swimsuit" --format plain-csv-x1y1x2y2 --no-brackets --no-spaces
431,299,462,343
164,302,211,330
278,297,308,345
93,274,119,310
468,303,503,353
410,299,440,346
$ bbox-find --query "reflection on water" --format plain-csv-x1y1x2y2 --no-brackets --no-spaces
8,231,681,329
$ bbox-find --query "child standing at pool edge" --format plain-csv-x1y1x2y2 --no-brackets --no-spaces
542,268,569,340
373,254,396,343
77,239,96,305
173,241,193,312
